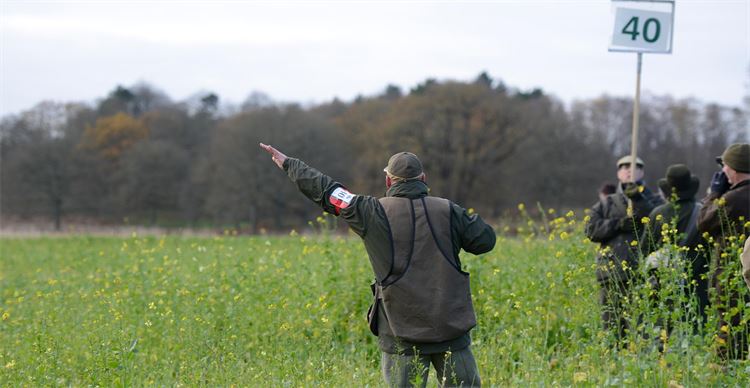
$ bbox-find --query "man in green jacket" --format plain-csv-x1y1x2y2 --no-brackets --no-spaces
697,143,750,361
585,156,663,345
260,143,495,387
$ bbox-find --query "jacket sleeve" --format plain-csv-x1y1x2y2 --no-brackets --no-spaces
283,157,376,237
585,199,620,243
339,195,381,237
696,192,722,235
283,158,343,215
643,188,665,208
450,203,496,255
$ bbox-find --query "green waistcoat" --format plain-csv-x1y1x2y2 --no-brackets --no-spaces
374,196,477,343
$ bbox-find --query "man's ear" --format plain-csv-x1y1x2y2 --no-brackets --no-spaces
420,173,426,183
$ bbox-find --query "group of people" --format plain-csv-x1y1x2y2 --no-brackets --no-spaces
586,143,750,361
260,141,749,387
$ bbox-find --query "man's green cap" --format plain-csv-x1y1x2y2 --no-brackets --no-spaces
616,155,644,168
384,152,423,180
718,143,750,173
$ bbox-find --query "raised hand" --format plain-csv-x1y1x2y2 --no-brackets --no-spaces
709,170,730,195
259,143,288,169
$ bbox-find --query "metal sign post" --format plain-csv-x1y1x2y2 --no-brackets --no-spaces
630,52,642,183
609,0,675,182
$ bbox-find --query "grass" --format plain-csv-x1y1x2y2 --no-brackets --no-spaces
1,210,749,386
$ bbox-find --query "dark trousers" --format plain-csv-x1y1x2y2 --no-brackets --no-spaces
381,346,481,387
599,278,630,343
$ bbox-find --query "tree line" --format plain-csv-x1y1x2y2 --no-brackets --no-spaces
1,73,747,231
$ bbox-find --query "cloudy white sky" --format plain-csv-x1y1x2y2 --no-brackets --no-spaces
1,0,748,117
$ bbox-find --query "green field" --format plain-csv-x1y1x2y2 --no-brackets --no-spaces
2,213,749,386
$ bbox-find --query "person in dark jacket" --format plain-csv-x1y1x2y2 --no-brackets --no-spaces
585,155,663,345
697,143,750,361
260,144,496,387
599,182,617,203
639,164,707,335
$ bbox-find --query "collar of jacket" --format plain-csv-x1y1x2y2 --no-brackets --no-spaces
617,180,645,193
729,178,750,191
385,180,429,199
615,180,647,201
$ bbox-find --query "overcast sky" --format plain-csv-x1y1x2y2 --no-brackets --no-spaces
1,1,748,117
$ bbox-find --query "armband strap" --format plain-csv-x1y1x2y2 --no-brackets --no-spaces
329,187,355,214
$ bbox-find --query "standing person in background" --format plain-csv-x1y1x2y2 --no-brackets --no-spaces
585,156,663,346
599,182,617,203
260,143,495,387
640,164,707,333
697,143,750,361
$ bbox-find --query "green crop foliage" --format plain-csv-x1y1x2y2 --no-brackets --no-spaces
1,209,749,386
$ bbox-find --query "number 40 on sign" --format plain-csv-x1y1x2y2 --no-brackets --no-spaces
609,0,674,54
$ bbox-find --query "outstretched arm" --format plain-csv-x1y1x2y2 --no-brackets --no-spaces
259,143,381,236
259,143,346,216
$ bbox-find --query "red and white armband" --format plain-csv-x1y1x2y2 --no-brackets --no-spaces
329,187,355,214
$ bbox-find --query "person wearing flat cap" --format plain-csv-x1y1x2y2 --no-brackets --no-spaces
260,144,495,387
585,155,663,345
697,143,750,361
640,164,708,331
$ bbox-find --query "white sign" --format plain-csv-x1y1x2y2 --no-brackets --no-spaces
609,1,674,53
